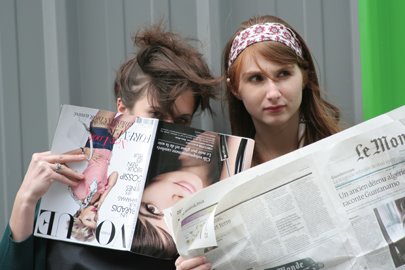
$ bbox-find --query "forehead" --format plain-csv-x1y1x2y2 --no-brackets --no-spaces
239,52,286,73
172,89,196,114
239,41,297,66
133,88,194,115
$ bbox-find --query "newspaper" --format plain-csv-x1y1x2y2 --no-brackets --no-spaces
165,105,405,270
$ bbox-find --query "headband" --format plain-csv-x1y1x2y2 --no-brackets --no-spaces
228,23,303,69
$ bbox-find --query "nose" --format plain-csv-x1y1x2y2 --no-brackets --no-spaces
265,79,281,100
171,194,184,203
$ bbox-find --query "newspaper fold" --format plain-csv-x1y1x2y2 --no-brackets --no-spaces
165,105,405,270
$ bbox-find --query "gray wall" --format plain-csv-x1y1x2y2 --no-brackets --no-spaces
0,0,361,232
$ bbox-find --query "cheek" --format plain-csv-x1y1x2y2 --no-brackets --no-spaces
283,79,304,102
144,182,172,201
240,91,261,110
129,106,147,117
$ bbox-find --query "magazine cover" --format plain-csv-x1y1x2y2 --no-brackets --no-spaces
34,104,255,258
34,105,157,251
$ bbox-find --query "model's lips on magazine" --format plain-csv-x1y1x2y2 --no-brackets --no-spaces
175,181,197,194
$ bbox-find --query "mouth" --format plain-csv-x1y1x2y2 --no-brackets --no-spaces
264,105,285,112
175,181,197,194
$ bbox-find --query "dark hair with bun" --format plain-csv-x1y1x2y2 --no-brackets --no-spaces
114,23,219,122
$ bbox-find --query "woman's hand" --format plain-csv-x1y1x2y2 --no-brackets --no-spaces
175,256,212,270
9,151,86,241
18,151,86,204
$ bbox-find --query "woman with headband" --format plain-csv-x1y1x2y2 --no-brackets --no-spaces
175,14,341,270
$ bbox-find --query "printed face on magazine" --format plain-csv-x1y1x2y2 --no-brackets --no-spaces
237,51,303,128
125,89,195,125
79,205,98,229
139,170,204,232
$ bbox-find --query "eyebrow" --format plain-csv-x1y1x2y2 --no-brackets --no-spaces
243,64,296,77
241,70,260,77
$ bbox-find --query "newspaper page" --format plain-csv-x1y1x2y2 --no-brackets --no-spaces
165,105,405,270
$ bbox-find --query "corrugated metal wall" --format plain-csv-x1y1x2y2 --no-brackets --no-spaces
0,0,360,232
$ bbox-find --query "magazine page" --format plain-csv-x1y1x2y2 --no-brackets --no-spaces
130,120,254,259
34,105,159,251
166,105,405,269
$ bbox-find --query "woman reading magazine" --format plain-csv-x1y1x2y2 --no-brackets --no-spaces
0,23,219,270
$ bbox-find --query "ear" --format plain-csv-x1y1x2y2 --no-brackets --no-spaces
227,78,241,100
231,90,241,100
116,98,127,114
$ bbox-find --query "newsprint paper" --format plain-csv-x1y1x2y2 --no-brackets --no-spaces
165,105,405,270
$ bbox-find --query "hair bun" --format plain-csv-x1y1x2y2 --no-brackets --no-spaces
133,24,193,58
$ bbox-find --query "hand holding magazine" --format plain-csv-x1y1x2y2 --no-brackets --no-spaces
34,104,254,259
165,105,405,269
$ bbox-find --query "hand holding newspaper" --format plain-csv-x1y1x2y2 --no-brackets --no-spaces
165,105,405,270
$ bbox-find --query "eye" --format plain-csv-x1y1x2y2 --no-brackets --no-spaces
145,203,164,217
151,111,163,119
248,73,264,82
174,116,192,126
277,69,292,79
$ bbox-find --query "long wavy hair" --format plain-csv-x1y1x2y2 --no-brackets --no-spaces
223,15,341,145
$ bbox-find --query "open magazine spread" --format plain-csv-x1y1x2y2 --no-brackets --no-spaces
33,104,254,259
165,105,405,269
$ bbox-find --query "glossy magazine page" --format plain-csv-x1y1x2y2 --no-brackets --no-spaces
34,104,158,251
131,121,255,259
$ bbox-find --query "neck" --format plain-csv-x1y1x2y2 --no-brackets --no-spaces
252,118,300,167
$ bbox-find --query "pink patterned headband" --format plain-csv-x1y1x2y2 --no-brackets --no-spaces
228,22,303,69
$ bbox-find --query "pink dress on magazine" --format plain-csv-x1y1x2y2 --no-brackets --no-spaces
70,126,114,209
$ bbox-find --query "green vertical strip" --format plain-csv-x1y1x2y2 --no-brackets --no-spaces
358,0,405,120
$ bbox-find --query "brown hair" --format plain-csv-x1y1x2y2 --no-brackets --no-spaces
131,218,177,259
223,15,340,144
114,23,219,122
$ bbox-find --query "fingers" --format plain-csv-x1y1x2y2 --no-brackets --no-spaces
30,151,86,186
41,152,87,165
54,162,63,173
52,163,84,185
65,148,83,155
20,152,87,203
175,256,211,270
51,168,83,187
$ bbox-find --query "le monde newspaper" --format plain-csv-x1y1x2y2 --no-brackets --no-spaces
165,105,405,270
